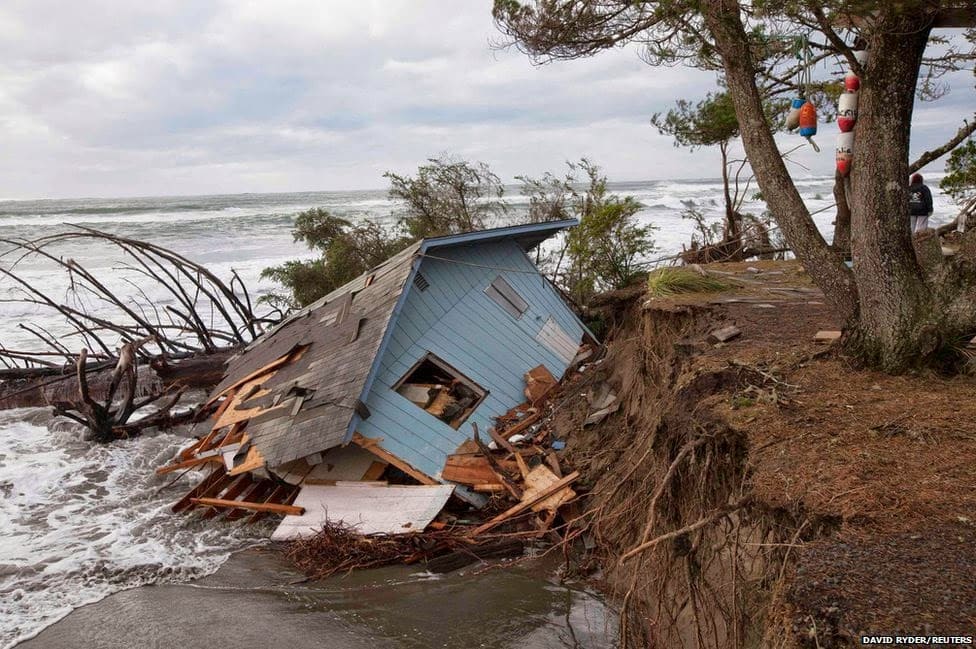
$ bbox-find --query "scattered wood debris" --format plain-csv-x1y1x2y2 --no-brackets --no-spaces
147,223,602,575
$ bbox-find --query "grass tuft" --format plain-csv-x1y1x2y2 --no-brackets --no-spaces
646,266,734,298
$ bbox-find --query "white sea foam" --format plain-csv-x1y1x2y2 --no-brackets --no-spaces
0,410,264,649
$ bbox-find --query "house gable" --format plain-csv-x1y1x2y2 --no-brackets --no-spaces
355,238,586,480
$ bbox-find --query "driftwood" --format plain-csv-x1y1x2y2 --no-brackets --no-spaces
51,342,196,442
0,227,280,438
0,348,236,410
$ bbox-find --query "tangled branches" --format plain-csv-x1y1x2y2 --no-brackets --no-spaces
0,225,281,371
284,520,481,580
51,342,195,442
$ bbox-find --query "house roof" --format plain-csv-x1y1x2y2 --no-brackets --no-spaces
208,219,577,470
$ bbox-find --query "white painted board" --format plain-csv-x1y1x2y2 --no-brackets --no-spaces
536,316,581,365
271,483,455,540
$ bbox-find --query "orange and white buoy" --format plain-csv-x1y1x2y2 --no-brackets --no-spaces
786,97,805,131
844,71,860,92
798,101,817,136
837,92,858,133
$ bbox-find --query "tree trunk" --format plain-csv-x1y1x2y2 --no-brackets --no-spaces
832,171,852,258
720,142,739,239
703,2,859,322
846,19,936,371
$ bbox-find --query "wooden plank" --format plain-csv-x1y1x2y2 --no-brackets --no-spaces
471,424,522,499
707,326,742,344
362,461,388,481
203,345,305,408
499,411,541,440
172,468,232,513
522,464,576,513
225,480,272,520
246,483,297,525
227,444,266,476
513,452,530,480
487,426,517,455
191,497,304,516
203,474,253,520
271,483,454,539
442,455,518,486
472,483,507,492
467,471,579,537
352,432,438,485
155,454,222,475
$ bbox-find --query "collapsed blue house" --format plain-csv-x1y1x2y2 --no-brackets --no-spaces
179,219,592,531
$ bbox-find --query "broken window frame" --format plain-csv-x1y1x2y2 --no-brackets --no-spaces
392,352,488,429
484,275,528,319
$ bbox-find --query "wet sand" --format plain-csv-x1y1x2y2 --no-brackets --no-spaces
21,548,616,648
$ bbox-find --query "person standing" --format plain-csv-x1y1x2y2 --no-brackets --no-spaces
908,173,933,233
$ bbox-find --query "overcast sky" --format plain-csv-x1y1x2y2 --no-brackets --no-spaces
1,1,973,200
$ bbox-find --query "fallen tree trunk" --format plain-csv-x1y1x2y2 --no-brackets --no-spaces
0,348,237,410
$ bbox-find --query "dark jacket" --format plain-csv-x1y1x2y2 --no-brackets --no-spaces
909,182,933,217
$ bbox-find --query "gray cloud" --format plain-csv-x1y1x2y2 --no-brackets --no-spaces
0,1,972,199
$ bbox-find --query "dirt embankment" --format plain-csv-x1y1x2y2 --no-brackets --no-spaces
561,261,976,648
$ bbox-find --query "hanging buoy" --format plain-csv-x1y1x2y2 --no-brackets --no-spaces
799,100,817,137
786,97,805,131
836,132,854,176
853,49,868,67
844,71,860,92
837,92,858,133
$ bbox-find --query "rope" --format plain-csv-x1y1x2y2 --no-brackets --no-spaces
419,201,839,274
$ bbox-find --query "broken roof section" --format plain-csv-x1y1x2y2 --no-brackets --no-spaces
207,219,579,473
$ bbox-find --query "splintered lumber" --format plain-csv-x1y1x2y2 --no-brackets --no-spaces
471,423,522,499
228,444,266,476
467,471,580,537
522,464,576,513
203,474,254,520
499,411,542,440
155,454,221,475
172,467,233,513
487,426,517,454
524,365,557,404
191,497,304,516
473,483,507,492
443,454,518,486
211,381,271,429
352,432,438,485
203,345,306,408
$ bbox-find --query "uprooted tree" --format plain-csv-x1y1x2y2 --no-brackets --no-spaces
494,0,976,372
0,227,278,438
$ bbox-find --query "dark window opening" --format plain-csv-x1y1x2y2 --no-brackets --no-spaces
394,353,487,429
485,275,528,319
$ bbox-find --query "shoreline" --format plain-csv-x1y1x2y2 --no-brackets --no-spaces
19,547,616,649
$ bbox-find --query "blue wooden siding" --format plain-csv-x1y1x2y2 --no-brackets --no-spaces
357,239,586,480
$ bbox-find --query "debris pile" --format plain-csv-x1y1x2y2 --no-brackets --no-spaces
160,354,595,573
147,221,600,573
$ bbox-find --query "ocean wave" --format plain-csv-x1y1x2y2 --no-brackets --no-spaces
0,411,264,648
